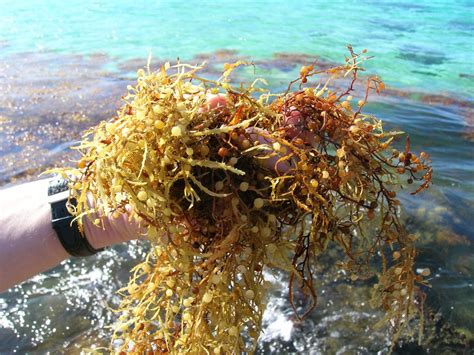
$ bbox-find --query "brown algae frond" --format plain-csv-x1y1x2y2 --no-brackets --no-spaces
55,48,433,353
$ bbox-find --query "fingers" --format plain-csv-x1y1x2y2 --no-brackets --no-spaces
206,94,228,110
283,106,304,139
246,126,294,174
283,106,317,145
284,107,303,128
83,192,145,248
199,94,228,113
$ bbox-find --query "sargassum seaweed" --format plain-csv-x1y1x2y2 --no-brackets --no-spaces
51,47,433,354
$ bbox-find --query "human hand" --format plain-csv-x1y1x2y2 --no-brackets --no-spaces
81,94,231,249
83,94,315,248
205,94,314,174
82,202,144,249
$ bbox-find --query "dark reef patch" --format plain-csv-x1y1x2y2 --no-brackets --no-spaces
459,73,474,80
369,19,416,33
398,45,447,66
411,70,439,77
398,51,446,66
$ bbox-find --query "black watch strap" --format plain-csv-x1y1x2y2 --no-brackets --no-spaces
48,177,104,257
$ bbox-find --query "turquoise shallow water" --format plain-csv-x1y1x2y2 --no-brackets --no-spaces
0,0,473,97
0,0,473,353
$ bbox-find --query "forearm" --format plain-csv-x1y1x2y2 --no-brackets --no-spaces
0,178,144,292
0,179,69,292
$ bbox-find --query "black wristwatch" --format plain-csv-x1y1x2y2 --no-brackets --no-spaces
47,176,103,257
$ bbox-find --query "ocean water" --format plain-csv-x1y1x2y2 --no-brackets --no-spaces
0,0,473,353
1,0,473,97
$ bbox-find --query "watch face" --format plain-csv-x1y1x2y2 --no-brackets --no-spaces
48,177,70,196
47,177,71,204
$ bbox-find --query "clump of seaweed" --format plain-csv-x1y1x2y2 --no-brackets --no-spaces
54,47,432,353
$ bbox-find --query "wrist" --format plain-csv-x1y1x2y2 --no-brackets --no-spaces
47,176,103,257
